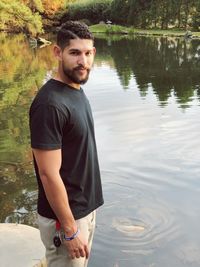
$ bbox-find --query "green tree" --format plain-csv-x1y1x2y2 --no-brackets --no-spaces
110,0,129,25
181,0,196,29
108,0,200,30
62,0,112,25
192,1,200,30
127,0,153,27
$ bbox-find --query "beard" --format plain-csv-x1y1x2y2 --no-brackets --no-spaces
62,63,90,85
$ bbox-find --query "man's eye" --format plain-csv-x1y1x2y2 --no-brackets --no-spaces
86,51,92,56
70,51,79,55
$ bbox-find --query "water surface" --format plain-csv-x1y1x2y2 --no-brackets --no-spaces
0,33,200,267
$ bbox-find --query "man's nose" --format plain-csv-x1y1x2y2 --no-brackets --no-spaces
77,54,87,66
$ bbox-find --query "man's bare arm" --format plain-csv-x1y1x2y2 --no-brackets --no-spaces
32,148,89,259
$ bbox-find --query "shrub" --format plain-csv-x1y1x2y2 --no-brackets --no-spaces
62,0,112,24
78,18,91,26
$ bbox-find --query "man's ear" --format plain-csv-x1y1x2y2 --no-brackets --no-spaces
53,45,63,61
93,47,96,56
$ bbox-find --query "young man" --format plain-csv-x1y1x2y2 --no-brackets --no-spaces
29,21,104,267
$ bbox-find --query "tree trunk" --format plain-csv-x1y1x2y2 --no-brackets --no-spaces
177,0,182,28
184,0,189,30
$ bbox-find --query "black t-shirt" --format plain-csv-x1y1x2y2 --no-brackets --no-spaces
29,79,104,220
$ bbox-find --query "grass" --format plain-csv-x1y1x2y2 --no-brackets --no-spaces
90,24,129,34
89,24,200,38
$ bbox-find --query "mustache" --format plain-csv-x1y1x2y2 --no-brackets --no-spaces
73,65,89,71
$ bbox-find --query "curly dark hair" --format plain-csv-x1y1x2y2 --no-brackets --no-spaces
57,21,94,50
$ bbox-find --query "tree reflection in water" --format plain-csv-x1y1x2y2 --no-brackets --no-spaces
95,35,200,107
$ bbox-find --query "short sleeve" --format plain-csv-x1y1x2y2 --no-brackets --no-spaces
30,104,67,150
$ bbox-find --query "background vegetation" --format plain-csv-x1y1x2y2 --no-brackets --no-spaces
63,0,200,31
0,0,75,35
0,0,200,35
61,0,112,25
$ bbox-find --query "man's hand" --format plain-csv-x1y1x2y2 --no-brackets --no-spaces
64,231,89,259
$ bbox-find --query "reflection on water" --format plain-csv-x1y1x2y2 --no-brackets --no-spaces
0,33,200,266
95,35,200,107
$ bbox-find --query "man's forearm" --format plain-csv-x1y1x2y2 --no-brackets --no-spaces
40,172,90,260
40,172,77,235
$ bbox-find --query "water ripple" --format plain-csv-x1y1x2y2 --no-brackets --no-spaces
95,171,180,258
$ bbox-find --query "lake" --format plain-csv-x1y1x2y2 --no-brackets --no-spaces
0,33,200,267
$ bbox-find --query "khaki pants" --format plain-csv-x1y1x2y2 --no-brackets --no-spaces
38,211,96,267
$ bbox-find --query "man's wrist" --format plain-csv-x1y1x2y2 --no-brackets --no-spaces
63,228,80,241
63,225,77,235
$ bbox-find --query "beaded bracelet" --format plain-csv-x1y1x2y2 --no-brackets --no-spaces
64,228,80,241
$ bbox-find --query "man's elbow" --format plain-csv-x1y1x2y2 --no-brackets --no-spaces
38,169,59,184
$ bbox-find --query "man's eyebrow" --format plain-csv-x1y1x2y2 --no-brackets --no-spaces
69,49,80,52
68,48,93,52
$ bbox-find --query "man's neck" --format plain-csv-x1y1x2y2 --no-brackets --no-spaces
54,73,81,90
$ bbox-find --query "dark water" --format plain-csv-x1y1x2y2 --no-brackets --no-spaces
0,33,200,267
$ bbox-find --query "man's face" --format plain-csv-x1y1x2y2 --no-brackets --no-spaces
59,39,96,85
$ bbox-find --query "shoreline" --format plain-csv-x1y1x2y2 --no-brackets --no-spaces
89,24,200,39
1,24,200,40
